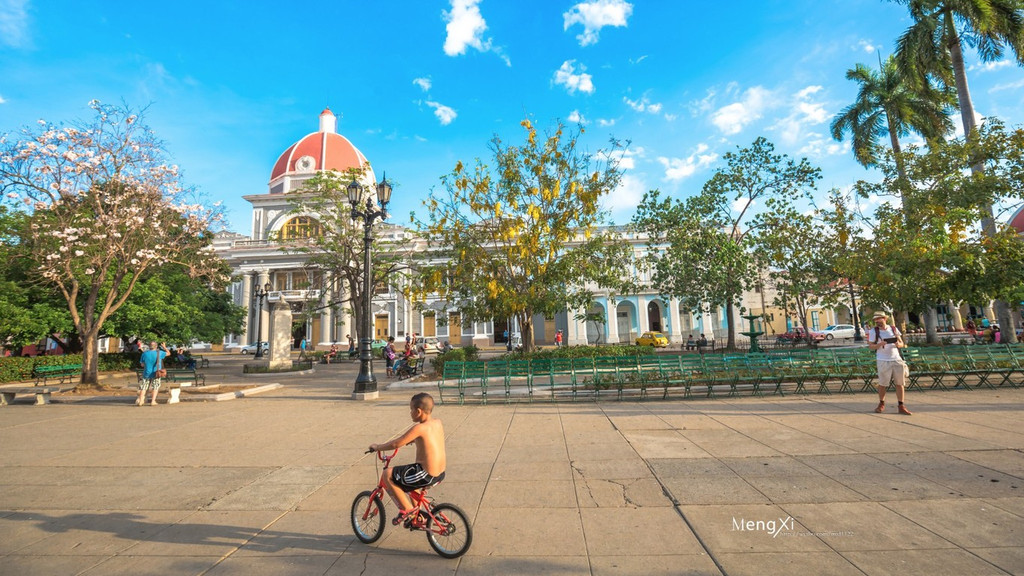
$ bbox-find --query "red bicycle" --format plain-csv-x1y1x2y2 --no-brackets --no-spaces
351,448,473,558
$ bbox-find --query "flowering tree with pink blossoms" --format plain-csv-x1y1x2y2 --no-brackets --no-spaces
0,101,224,386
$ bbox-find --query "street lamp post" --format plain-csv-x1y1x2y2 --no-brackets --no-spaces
347,173,392,400
849,281,863,342
253,282,272,358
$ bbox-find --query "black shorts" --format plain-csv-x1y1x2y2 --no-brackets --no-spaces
391,463,445,491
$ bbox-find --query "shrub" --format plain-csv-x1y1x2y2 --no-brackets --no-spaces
429,343,650,374
0,352,139,383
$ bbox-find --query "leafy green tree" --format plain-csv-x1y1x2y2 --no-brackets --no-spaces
852,121,1024,333
416,119,634,352
104,263,244,348
891,0,1024,340
0,102,225,385
287,167,416,345
634,137,821,349
757,195,853,345
0,206,75,351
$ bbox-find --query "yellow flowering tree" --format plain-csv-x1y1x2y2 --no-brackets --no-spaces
416,119,634,352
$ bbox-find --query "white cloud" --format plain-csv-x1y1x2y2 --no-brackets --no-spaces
624,95,663,114
0,0,30,49
597,118,616,127
563,0,633,47
442,0,509,65
688,89,717,117
426,101,457,125
798,134,849,157
413,77,432,92
770,85,829,146
856,39,877,53
0,94,6,104
970,59,1013,73
733,197,754,215
567,109,588,124
710,86,773,135
656,144,718,182
618,146,645,170
602,173,647,217
990,78,1024,92
553,60,594,94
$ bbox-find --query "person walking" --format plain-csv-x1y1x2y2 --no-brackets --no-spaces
137,341,168,406
555,330,563,348
866,311,911,415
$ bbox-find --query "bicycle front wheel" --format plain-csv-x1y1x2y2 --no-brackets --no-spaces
351,490,386,544
425,503,472,558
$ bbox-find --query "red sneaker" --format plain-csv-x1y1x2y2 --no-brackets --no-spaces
874,401,885,413
898,404,912,416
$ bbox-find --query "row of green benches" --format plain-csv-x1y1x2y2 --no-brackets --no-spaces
32,364,82,386
437,345,1024,404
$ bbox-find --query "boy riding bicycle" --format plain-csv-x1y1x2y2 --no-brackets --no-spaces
369,393,446,526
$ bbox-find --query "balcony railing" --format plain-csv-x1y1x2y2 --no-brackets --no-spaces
267,289,321,302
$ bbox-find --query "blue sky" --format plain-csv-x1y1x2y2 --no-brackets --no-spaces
2,0,1023,234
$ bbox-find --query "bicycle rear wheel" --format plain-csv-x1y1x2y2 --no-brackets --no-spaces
351,490,386,543
425,503,472,558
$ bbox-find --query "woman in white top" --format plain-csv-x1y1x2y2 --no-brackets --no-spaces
866,311,911,415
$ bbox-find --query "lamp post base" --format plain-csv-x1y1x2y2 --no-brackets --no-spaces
352,391,379,401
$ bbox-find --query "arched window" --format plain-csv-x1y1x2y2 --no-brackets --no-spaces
280,216,322,240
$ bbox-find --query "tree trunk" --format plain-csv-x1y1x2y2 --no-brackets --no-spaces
725,300,736,350
924,305,938,344
521,315,535,353
79,330,100,387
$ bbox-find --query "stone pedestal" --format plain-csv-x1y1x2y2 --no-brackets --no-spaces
268,301,293,371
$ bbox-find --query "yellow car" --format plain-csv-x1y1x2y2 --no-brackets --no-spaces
636,331,669,347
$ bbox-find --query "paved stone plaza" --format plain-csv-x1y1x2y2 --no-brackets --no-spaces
0,355,1022,575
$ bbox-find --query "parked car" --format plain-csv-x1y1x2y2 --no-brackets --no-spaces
239,341,269,355
813,324,856,340
420,337,442,354
636,331,670,347
775,327,811,345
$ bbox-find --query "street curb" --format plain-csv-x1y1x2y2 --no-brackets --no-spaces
182,383,283,401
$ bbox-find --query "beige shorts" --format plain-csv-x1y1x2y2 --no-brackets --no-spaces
140,377,162,392
877,359,908,387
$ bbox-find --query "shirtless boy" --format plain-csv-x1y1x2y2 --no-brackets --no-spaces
369,393,446,524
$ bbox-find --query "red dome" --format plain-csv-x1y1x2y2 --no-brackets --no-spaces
1011,205,1024,234
268,109,371,187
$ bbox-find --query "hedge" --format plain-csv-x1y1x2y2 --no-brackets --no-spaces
0,352,140,383
429,343,653,374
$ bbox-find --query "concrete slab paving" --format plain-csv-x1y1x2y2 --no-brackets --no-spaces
1,355,1022,575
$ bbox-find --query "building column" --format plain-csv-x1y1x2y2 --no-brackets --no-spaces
240,273,253,345
700,306,714,340
319,291,333,347
606,299,619,345
257,271,271,344
637,295,649,335
949,300,964,331
668,299,683,344
567,307,587,346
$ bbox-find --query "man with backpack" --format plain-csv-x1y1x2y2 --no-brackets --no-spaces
866,311,911,415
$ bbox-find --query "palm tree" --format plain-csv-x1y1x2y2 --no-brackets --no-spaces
891,0,1024,342
831,55,954,342
830,55,955,183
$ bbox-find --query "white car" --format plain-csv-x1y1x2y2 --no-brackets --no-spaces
239,341,269,354
813,324,856,340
